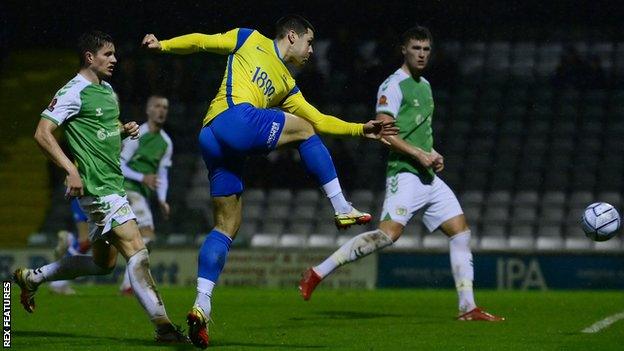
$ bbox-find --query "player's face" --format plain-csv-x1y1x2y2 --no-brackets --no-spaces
290,29,314,66
88,42,117,79
146,97,169,126
402,39,431,72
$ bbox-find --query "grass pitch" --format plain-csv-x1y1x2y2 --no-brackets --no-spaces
9,285,624,350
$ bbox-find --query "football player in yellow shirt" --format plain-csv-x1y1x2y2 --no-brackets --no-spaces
142,15,397,348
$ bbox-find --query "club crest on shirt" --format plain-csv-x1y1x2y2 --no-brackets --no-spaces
378,95,388,106
47,98,57,112
396,207,408,216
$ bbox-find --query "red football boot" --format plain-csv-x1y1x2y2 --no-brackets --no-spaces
299,268,322,301
187,306,210,349
457,307,505,321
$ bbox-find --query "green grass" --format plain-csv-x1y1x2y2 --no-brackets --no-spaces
10,285,624,350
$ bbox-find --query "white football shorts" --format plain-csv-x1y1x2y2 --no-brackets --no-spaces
380,172,463,232
78,193,136,242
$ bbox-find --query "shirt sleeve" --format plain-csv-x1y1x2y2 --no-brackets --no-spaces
375,79,402,118
120,137,144,182
40,89,82,125
160,28,248,55
156,139,173,202
281,90,364,137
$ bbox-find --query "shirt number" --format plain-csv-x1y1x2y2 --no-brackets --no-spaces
252,67,276,97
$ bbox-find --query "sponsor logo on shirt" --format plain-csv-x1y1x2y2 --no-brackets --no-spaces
256,45,268,54
96,128,121,141
47,98,57,112
95,108,104,116
378,95,388,106
266,122,281,148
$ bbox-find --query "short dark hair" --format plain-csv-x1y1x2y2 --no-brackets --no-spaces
275,15,314,39
401,25,433,46
77,30,114,66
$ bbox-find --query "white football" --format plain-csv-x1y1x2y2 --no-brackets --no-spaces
581,202,621,242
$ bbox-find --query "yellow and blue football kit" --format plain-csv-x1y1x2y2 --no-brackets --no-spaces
161,28,364,196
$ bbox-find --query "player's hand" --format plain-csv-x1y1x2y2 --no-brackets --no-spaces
413,148,435,168
431,149,444,172
142,34,162,51
122,121,140,139
159,201,170,220
363,120,399,145
65,171,84,198
142,174,159,191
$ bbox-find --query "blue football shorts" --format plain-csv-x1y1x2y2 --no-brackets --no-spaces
198,103,285,196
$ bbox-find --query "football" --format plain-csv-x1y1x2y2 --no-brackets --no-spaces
581,202,621,242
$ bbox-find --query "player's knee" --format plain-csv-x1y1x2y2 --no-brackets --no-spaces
379,222,404,242
386,229,403,242
297,121,315,140
285,115,315,142
442,215,470,236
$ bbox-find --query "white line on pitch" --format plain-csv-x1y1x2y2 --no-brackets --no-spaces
581,311,624,333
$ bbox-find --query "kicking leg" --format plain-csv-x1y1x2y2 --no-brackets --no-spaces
277,113,371,228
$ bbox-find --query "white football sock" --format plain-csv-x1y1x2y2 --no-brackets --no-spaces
126,249,171,326
120,237,151,291
322,178,352,214
449,230,476,313
29,255,111,285
194,278,215,317
314,229,393,278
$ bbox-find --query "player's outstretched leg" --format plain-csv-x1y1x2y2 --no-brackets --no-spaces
13,253,114,313
279,115,371,229
300,229,393,300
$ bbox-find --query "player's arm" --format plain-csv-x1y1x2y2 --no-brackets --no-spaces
376,113,435,169
281,91,397,140
34,118,83,196
120,137,144,182
120,136,159,190
142,29,240,55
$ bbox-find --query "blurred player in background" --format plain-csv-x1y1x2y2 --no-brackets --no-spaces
142,14,398,348
12,30,187,342
48,198,91,295
300,26,504,322
118,95,173,295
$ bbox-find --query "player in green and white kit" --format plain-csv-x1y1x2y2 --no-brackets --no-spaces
119,95,173,294
12,31,187,342
300,26,503,321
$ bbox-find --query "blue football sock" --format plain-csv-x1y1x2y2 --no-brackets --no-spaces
298,135,338,185
197,229,233,282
